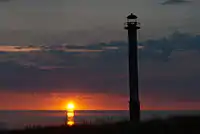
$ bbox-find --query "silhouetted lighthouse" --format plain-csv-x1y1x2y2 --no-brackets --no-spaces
124,13,140,123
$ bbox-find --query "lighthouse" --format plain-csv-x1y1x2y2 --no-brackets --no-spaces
124,13,140,123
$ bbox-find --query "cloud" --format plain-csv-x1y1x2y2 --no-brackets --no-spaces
162,0,192,5
0,46,41,52
139,31,200,61
0,32,200,106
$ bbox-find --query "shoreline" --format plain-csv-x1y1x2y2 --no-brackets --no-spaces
1,115,200,134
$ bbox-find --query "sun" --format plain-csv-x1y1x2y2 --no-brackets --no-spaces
67,102,75,110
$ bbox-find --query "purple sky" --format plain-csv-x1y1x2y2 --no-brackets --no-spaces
0,0,199,110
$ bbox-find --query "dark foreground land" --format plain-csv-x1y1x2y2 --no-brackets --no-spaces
1,116,200,134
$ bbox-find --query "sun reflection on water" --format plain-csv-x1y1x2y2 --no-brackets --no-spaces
67,120,75,126
67,112,74,117
66,110,75,126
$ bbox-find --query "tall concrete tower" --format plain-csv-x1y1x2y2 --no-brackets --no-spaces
124,13,140,123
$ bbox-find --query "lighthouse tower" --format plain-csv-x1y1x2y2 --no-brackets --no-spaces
124,13,140,123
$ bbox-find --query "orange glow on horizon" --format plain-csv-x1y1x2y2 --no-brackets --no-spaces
0,91,199,110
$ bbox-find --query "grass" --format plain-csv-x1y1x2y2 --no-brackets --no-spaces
1,115,200,134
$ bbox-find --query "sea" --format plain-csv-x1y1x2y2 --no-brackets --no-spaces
0,110,199,130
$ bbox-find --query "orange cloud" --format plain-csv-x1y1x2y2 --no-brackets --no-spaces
0,46,41,52
64,49,103,53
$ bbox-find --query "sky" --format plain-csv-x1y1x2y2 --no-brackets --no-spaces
0,0,200,110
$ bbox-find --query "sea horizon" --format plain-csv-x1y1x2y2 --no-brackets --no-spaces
1,109,200,112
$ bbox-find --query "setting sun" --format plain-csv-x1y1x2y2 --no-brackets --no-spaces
67,102,75,110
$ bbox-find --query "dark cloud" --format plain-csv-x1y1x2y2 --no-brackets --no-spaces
162,0,192,5
139,31,200,61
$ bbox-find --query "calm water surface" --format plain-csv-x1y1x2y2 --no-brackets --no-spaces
0,110,199,130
